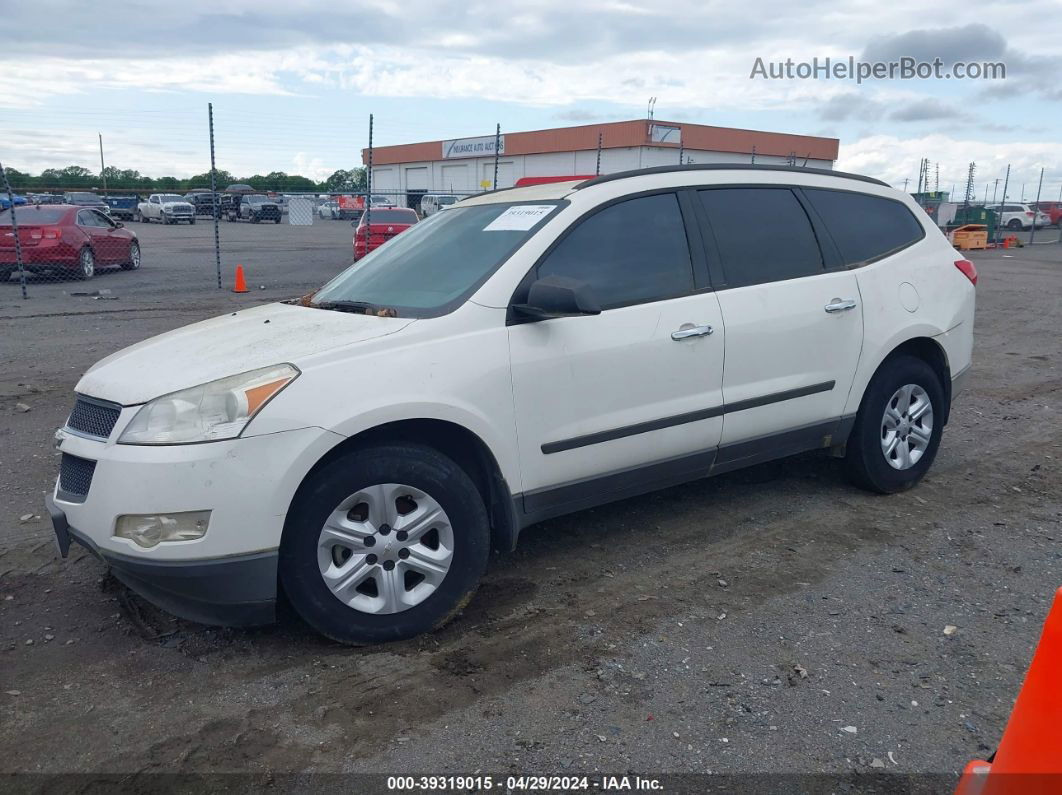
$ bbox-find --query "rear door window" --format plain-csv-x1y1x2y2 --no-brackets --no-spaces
536,192,695,309
803,189,925,266
698,188,824,288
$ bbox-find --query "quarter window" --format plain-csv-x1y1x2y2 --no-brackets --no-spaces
537,192,694,308
698,188,823,288
803,189,924,266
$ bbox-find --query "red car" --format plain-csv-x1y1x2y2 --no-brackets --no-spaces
353,207,418,260
1035,201,1062,226
0,205,141,281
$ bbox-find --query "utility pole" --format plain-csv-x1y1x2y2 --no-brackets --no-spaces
1029,168,1044,245
750,145,756,165
903,178,909,192
596,132,602,176
997,164,1010,241
98,133,107,193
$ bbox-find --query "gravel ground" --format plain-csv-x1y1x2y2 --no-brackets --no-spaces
0,240,1060,790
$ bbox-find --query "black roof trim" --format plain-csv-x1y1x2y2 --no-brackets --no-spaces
574,163,889,189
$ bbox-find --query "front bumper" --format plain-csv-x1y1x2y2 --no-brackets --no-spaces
47,494,277,626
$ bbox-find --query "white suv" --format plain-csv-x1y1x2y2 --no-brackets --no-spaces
997,203,1049,231
48,165,976,644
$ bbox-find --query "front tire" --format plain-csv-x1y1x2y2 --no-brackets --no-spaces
280,443,490,645
1007,218,1022,230
845,355,944,493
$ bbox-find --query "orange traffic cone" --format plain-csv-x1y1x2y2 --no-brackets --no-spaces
955,587,1062,795
232,264,249,293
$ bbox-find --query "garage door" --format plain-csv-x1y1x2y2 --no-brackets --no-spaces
482,161,514,190
405,167,428,191
440,164,469,193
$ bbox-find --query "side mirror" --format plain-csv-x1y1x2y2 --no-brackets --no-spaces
512,275,601,320
114,222,124,228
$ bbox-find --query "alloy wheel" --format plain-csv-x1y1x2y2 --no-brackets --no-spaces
79,248,95,279
880,383,933,470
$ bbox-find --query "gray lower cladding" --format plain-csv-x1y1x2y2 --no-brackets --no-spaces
518,415,856,527
45,495,277,627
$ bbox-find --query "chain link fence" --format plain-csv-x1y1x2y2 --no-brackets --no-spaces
3,108,1060,305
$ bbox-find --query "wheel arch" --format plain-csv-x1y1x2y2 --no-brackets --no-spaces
862,336,952,426
288,418,519,553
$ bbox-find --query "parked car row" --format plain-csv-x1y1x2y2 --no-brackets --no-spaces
1,204,141,281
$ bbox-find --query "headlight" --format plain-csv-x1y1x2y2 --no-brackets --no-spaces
118,363,299,445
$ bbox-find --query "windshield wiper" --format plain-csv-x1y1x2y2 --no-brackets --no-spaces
314,299,397,317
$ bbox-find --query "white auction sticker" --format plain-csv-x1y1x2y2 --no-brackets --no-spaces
483,205,555,231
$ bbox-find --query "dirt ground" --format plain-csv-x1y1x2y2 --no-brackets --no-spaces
1,241,1060,789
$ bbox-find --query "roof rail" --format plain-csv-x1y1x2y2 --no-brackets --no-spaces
574,163,889,189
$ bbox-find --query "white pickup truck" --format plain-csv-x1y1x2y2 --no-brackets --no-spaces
136,194,196,225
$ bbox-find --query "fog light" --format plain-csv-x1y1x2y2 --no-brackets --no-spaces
114,511,210,549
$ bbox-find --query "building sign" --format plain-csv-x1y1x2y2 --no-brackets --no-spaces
649,124,681,144
442,135,506,159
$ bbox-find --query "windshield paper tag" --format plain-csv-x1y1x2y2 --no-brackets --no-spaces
483,205,554,231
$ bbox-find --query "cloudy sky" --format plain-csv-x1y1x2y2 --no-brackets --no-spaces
1,0,1059,199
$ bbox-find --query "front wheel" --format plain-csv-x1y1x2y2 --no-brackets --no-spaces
1006,218,1022,230
280,443,490,645
845,355,944,493
251,213,260,224
121,240,141,270
274,217,281,224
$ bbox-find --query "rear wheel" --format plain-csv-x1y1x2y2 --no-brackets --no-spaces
274,217,281,224
76,248,95,280
121,240,141,270
845,355,944,493
0,267,13,282
280,443,490,645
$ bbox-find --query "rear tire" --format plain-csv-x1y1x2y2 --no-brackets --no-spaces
76,248,96,280
845,355,945,494
280,443,490,645
121,240,141,271
0,267,13,282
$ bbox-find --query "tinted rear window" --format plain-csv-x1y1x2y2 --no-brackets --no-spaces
699,188,823,288
803,189,924,265
0,208,67,224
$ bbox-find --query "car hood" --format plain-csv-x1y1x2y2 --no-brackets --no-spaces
77,303,415,405
160,201,193,210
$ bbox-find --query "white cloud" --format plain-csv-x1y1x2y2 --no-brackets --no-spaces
838,133,1061,197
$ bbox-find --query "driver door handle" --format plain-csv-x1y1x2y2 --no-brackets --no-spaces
671,324,714,340
824,298,858,313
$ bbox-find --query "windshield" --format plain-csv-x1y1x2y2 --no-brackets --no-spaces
361,209,417,224
314,201,563,317
438,196,458,206
67,193,98,203
159,194,185,203
247,195,271,203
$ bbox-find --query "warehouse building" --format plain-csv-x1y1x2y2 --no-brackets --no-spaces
362,118,839,209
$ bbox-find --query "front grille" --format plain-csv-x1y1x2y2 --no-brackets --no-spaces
59,454,96,500
66,395,121,439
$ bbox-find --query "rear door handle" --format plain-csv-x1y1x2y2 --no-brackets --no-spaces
824,298,857,313
671,324,713,340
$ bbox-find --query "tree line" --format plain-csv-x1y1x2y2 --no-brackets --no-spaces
3,165,368,194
